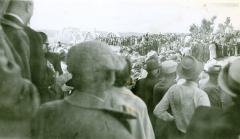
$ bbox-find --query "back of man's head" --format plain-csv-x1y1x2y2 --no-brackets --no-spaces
6,0,34,24
67,41,126,91
0,0,10,17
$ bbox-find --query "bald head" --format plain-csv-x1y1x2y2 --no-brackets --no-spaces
0,0,11,17
6,0,34,25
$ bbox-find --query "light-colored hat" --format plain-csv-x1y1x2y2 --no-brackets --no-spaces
161,60,177,74
206,65,221,75
177,56,203,80
67,41,126,74
218,59,240,97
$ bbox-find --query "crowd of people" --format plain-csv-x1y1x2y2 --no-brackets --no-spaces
0,0,240,139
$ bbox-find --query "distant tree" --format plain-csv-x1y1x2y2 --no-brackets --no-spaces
217,17,234,33
189,24,199,34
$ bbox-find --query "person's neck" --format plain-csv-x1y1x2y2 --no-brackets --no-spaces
75,88,106,100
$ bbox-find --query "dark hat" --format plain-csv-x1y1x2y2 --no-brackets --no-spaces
146,58,159,71
67,41,126,74
218,59,240,97
177,56,203,80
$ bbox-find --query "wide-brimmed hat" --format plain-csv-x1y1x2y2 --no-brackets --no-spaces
177,56,203,80
218,59,240,97
67,41,126,74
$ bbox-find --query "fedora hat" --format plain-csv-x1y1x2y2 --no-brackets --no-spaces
177,56,203,80
218,59,240,97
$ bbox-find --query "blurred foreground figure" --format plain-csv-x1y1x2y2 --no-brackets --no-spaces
0,0,39,138
154,56,210,139
106,59,155,139
31,41,138,139
185,58,240,139
2,0,55,103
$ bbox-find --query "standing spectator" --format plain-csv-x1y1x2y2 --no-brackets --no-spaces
185,58,240,139
133,57,160,122
153,60,178,107
153,60,178,139
0,0,40,138
106,59,155,139
201,65,222,108
154,56,210,138
3,0,57,103
31,41,137,139
1,0,33,79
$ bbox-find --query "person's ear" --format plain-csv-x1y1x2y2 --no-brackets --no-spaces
25,2,33,14
105,71,115,86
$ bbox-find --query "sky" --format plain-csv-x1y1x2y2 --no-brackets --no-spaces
31,0,240,33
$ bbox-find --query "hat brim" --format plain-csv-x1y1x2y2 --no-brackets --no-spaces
177,61,203,80
218,65,237,97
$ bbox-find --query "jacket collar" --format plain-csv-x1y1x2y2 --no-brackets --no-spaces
1,14,24,29
65,90,137,119
3,14,24,26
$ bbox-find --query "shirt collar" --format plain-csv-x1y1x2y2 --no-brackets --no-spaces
5,13,25,25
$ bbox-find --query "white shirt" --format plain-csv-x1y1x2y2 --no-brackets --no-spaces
154,81,210,133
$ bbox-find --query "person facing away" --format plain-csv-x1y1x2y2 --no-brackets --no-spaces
154,56,210,135
201,65,222,109
2,0,53,103
184,58,240,139
106,58,155,139
31,41,138,139
133,57,160,114
0,1,40,138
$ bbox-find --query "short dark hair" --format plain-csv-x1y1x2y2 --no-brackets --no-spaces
114,58,131,87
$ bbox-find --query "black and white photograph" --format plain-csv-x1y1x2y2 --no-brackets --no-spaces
0,0,240,138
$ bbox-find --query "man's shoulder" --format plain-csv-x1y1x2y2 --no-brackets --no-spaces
109,87,147,109
39,100,66,112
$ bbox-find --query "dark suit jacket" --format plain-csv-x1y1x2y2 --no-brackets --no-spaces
0,27,40,139
1,15,31,79
2,15,54,103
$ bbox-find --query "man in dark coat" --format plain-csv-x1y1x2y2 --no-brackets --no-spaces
2,0,58,103
31,41,139,139
201,65,222,108
133,58,160,114
185,59,240,139
0,1,40,138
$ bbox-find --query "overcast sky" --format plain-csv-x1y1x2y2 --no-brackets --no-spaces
30,0,240,33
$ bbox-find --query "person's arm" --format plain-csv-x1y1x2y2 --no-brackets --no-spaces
153,90,174,121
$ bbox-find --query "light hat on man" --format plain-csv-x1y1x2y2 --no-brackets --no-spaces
218,58,240,97
177,56,203,80
67,41,126,74
161,60,178,74
206,64,221,75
